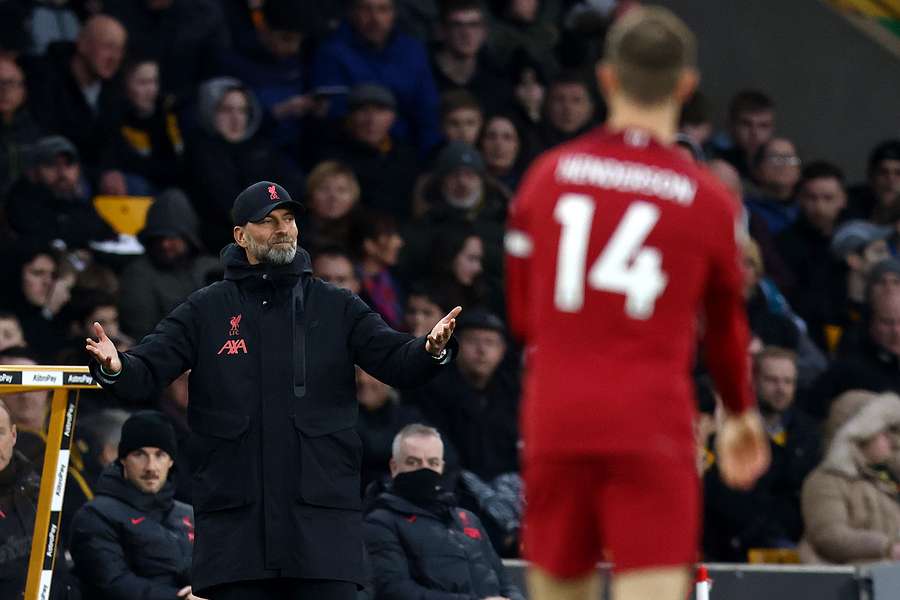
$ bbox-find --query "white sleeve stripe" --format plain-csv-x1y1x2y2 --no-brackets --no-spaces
505,229,534,258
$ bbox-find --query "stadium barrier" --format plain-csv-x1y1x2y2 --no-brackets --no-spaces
0,363,99,600
501,559,900,599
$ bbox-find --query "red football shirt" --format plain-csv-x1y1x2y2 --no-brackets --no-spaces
506,127,753,461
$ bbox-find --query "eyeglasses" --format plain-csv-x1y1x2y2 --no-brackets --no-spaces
764,154,801,167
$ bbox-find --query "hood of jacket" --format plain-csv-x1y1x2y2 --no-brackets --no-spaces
138,187,203,250
95,462,176,514
821,392,900,479
195,76,263,142
220,242,312,284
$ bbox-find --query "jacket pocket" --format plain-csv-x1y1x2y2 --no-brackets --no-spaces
295,414,362,509
189,407,252,512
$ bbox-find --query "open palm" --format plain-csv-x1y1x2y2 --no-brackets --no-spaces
85,322,122,374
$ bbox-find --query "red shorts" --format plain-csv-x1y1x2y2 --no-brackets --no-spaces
523,452,699,577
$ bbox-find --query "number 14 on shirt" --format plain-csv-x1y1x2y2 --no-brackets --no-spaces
554,194,668,319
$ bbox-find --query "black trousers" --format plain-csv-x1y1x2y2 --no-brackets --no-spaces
198,578,358,600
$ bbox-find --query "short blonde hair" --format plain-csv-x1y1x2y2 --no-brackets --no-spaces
603,6,696,106
305,161,360,203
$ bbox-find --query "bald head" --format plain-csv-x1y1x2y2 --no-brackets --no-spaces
77,15,127,81
870,289,900,356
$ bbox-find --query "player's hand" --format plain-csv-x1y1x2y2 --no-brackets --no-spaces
425,306,462,356
85,322,122,375
716,410,770,490
177,586,207,600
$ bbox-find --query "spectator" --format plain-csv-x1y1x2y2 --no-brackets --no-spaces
356,367,424,494
99,57,186,195
508,51,548,150
0,398,42,599
1,245,72,360
0,313,25,351
831,220,892,324
0,56,41,198
707,158,794,293
312,246,361,294
118,188,220,340
847,139,900,222
406,310,519,480
440,89,484,146
354,211,406,330
219,0,314,160
488,0,560,79
404,282,448,337
431,0,512,113
428,227,492,314
6,135,117,249
311,0,441,153
808,288,900,419
187,77,302,250
478,112,530,191
300,161,362,251
406,143,508,295
777,162,850,352
745,137,802,235
712,89,776,179
27,15,127,171
703,348,820,561
742,239,799,352
799,392,900,564
320,84,418,220
363,423,525,600
539,72,596,150
679,91,713,151
70,410,198,599
75,408,130,486
0,346,93,546
59,288,134,363
106,0,229,106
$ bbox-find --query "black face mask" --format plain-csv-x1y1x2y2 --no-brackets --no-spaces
392,468,442,506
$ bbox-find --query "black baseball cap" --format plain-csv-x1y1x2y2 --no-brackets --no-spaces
231,181,304,225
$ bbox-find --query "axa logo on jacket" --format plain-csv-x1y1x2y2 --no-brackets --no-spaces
219,314,248,355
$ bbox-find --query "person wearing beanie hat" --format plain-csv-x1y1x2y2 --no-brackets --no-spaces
119,188,221,339
85,175,462,598
70,410,198,599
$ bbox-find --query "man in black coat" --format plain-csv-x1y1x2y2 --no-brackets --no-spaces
703,348,820,561
70,411,196,600
85,180,462,600
363,423,524,600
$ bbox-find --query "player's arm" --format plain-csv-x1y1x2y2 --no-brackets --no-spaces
504,157,547,342
702,199,770,490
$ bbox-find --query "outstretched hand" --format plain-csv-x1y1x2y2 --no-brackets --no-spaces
85,322,122,375
716,409,770,490
425,306,462,357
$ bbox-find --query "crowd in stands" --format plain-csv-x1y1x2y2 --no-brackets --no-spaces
0,0,899,597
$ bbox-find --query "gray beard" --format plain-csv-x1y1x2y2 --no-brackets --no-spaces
246,235,297,265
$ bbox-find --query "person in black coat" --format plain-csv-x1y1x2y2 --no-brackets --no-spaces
85,181,462,600
703,348,821,561
363,423,524,600
405,310,520,481
187,77,303,252
0,400,75,600
806,288,900,420
5,136,116,251
70,411,195,600
25,16,126,173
